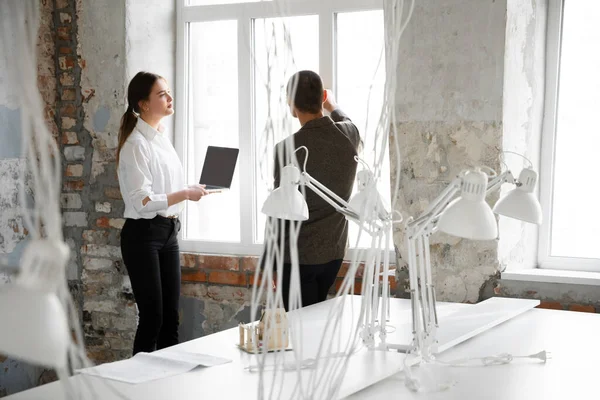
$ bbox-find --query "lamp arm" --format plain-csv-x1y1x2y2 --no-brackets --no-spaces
408,177,463,238
303,172,385,235
403,179,462,357
410,169,511,237
302,172,352,210
486,170,514,195
397,167,518,357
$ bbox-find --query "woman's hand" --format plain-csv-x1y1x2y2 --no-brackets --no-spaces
186,184,209,201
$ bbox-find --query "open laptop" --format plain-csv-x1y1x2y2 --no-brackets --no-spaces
198,146,239,192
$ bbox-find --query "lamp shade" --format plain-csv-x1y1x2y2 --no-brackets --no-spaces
261,165,308,221
493,168,542,224
437,169,498,240
348,170,387,220
0,285,70,368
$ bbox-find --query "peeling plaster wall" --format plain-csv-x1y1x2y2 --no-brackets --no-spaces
0,117,26,261
0,103,36,400
498,0,546,271
77,0,176,362
80,0,126,185
0,0,29,275
77,0,139,363
390,1,593,311
391,0,507,303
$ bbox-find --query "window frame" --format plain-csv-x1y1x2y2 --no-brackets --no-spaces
538,0,600,272
175,0,390,260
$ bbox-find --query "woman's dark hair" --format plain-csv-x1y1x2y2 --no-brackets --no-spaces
117,71,162,164
287,70,323,114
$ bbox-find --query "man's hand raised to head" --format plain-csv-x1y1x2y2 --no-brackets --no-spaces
323,89,338,113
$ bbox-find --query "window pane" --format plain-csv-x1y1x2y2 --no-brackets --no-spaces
185,20,240,242
187,0,271,6
336,10,389,249
253,16,319,243
550,2,600,258
551,1,600,258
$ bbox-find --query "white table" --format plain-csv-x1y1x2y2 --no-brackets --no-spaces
6,296,407,399
6,296,599,399
348,306,600,400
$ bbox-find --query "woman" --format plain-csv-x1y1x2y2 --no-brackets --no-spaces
117,71,207,355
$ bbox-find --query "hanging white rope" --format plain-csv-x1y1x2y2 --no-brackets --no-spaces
0,0,414,398
0,2,132,399
249,1,414,399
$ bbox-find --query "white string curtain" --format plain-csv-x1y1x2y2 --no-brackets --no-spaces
0,0,414,398
249,1,414,399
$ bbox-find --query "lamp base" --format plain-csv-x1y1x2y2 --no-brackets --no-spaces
238,308,290,353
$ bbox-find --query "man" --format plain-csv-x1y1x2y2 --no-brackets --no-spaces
274,70,361,311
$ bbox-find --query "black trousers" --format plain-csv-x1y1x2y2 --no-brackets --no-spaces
120,216,181,355
281,259,343,311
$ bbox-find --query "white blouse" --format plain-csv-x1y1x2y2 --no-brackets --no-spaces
118,118,185,219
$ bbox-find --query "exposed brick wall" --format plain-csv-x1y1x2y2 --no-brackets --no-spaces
181,254,393,295
331,261,397,295
181,254,260,286
55,0,89,287
478,274,600,314
38,0,58,142
180,254,259,339
55,0,134,364
536,302,597,313
179,253,396,341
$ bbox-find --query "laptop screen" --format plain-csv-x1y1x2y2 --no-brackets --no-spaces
198,146,239,188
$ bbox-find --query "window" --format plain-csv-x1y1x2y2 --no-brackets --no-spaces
539,0,600,271
176,0,390,257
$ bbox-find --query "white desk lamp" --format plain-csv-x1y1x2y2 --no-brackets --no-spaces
492,167,542,224
262,158,386,235
393,165,542,362
0,0,77,380
261,165,309,221
262,149,542,361
0,240,71,369
262,149,394,346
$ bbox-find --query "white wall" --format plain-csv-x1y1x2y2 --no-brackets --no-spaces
126,0,176,140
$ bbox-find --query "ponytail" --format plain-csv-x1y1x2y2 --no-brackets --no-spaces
116,71,162,165
116,106,138,165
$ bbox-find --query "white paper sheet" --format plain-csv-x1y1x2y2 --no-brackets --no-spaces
77,349,231,384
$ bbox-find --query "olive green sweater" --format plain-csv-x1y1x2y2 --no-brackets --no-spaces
273,109,360,265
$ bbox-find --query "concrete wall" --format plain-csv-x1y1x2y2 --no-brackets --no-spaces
390,0,600,313
392,0,507,303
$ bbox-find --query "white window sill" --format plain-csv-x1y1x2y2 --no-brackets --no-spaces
501,268,600,286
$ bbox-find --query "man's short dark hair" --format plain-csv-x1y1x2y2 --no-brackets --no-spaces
287,70,323,114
